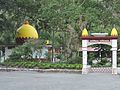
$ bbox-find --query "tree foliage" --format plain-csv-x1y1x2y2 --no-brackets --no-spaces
1,0,120,59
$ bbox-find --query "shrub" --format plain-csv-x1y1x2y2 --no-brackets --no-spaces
67,56,82,64
1,61,82,69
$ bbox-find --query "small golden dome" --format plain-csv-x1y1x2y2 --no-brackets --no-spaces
82,28,88,36
16,21,38,39
46,40,50,45
111,27,118,36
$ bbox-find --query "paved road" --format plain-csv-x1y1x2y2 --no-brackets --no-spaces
0,71,120,90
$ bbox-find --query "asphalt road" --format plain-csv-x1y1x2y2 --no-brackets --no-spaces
0,71,120,90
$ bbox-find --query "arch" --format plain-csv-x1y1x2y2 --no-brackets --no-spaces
81,38,118,74
80,28,118,74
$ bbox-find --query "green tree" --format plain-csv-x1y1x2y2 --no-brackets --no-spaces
1,0,120,59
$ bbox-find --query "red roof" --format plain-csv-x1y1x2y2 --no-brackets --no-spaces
80,36,118,40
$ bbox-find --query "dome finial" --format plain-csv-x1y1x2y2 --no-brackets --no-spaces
46,40,49,45
111,27,118,36
82,28,88,36
24,20,29,24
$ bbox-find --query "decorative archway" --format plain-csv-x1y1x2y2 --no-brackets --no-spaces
80,28,118,74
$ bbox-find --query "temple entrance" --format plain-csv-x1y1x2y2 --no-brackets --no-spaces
80,28,118,74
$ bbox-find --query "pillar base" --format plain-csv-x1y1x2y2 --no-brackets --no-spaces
82,68,88,74
112,68,117,74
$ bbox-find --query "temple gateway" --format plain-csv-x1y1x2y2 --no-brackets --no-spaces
81,28,118,74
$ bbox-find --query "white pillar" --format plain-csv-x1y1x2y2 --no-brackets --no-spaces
111,39,117,74
82,40,88,74
112,50,117,74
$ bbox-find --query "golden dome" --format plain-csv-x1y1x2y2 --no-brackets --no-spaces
82,28,88,36
111,27,118,36
46,40,50,45
16,21,38,39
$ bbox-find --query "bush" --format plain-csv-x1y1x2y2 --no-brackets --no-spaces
118,64,120,67
1,61,82,69
67,56,82,64
97,58,109,65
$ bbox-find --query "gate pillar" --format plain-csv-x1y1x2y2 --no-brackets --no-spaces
111,40,117,74
82,40,88,74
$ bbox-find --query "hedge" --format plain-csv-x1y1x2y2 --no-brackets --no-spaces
0,61,82,69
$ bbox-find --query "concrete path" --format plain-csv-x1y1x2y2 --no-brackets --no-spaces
0,71,120,90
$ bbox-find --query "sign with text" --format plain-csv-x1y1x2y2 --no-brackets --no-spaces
88,40,111,46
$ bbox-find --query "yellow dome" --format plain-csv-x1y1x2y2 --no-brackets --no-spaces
82,28,88,36
46,40,50,45
16,21,38,39
111,27,118,36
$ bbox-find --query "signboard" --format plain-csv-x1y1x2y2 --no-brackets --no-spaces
88,40,111,46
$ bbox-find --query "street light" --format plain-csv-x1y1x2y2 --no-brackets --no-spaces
52,29,55,63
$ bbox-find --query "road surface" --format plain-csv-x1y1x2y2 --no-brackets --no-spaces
0,71,120,90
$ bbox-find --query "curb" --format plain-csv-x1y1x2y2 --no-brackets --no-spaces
0,67,82,73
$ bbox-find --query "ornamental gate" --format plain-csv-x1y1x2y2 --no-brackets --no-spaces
80,28,118,74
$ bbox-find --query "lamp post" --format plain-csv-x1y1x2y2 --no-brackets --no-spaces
52,29,55,63
51,29,68,63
